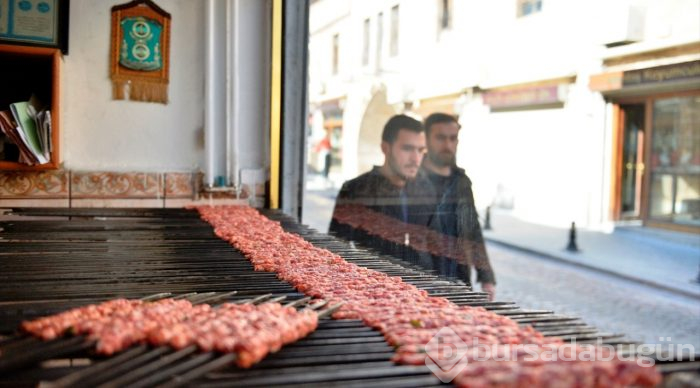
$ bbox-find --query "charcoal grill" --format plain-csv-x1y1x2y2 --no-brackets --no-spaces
0,207,697,387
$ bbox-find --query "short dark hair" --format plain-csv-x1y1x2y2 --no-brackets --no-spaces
382,114,424,144
424,112,460,136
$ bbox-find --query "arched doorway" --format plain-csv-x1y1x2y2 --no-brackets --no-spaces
356,89,396,175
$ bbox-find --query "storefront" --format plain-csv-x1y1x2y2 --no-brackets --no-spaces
592,58,700,232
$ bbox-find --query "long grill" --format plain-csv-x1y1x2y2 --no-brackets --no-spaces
0,207,697,387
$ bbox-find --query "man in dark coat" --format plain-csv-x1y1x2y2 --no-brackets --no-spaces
329,114,436,248
421,112,496,300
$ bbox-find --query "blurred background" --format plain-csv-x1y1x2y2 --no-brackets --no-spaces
302,0,699,348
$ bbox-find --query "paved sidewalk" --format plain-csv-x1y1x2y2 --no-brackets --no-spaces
482,211,700,299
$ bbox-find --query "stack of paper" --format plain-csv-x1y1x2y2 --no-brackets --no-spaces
0,98,52,165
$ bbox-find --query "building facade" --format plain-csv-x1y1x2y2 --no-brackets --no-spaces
308,0,700,233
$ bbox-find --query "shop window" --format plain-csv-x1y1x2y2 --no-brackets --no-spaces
648,95,700,227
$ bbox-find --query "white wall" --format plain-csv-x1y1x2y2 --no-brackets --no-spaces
61,0,271,180
459,88,607,229
308,0,351,101
63,0,205,172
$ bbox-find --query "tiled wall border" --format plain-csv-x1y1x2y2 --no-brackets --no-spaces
70,172,165,199
0,170,268,208
0,170,69,199
0,170,215,206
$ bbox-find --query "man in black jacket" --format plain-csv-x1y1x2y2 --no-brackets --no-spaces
421,112,496,300
329,114,436,248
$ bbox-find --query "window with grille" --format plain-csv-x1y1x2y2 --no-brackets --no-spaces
332,33,339,75
363,18,370,66
390,5,399,57
517,0,542,17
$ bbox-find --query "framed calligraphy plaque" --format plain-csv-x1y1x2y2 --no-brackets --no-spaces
110,0,170,103
0,0,69,53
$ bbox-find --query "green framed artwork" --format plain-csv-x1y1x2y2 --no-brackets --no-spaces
110,0,170,104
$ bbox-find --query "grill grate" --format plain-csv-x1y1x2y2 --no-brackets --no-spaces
0,207,697,387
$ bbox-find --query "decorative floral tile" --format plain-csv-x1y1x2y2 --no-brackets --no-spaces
0,171,69,198
70,172,163,199
164,172,195,199
1,171,237,203
69,199,166,208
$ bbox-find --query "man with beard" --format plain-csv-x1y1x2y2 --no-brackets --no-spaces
329,114,436,245
422,112,496,300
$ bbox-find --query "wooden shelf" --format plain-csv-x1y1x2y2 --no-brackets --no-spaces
0,44,61,170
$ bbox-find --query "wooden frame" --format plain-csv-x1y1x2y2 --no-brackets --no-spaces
109,0,170,103
610,104,622,221
0,0,70,54
110,0,171,81
0,44,61,170
611,89,700,233
641,98,653,223
610,98,650,222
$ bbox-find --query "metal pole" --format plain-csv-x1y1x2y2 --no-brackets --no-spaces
483,206,492,230
566,221,580,252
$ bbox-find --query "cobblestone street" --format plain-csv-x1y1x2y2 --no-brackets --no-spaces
486,242,700,349
303,187,700,350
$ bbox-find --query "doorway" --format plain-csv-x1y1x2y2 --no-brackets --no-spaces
619,104,646,219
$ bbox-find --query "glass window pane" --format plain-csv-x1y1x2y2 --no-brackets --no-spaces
648,173,675,219
676,174,700,224
649,95,700,226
